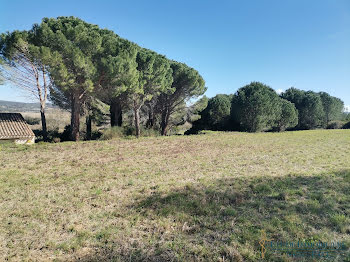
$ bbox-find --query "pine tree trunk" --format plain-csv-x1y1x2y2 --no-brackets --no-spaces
134,103,141,138
146,104,155,128
40,104,48,141
110,99,123,127
86,115,92,140
161,108,170,136
71,93,81,141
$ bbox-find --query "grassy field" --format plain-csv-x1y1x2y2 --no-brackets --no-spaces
21,109,71,132
0,130,349,261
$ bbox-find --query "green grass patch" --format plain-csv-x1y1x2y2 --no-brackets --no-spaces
0,130,349,261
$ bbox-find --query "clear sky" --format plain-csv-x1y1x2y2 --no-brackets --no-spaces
0,0,349,108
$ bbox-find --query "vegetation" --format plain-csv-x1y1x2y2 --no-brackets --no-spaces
343,121,350,129
319,92,344,127
189,84,345,135
0,30,53,140
0,100,57,112
0,130,349,261
230,82,283,132
342,112,350,122
274,99,298,132
0,59,4,84
156,61,206,135
1,17,346,139
0,16,206,140
282,88,324,130
131,49,173,137
327,121,345,130
35,17,109,141
187,94,232,133
0,12,349,262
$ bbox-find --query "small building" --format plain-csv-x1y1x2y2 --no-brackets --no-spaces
0,113,35,144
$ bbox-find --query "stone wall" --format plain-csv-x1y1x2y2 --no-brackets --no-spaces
14,137,35,145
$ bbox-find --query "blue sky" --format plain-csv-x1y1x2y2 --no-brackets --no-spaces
1,0,349,108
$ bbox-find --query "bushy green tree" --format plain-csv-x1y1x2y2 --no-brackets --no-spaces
32,17,106,140
165,97,212,135
94,32,139,128
189,94,232,133
205,94,232,129
129,49,173,137
343,121,350,129
282,88,324,129
341,112,350,122
274,99,298,131
187,95,209,123
300,91,324,129
319,92,344,126
157,61,206,135
2,16,209,139
231,82,282,132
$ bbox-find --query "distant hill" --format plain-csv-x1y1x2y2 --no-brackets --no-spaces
0,100,57,112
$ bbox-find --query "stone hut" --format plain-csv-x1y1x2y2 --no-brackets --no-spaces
0,113,35,144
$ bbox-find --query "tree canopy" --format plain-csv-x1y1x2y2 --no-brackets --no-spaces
130,49,173,137
188,84,343,134
231,82,282,132
282,88,328,129
319,92,344,127
0,16,208,139
274,98,298,131
0,30,55,140
31,17,105,140
157,61,206,135
1,16,346,139
188,94,231,133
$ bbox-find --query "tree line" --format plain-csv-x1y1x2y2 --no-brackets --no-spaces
1,17,347,140
0,16,206,141
187,82,346,134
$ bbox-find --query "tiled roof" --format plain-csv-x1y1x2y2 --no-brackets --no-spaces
0,113,35,139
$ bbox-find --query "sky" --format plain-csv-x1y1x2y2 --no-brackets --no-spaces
0,0,349,109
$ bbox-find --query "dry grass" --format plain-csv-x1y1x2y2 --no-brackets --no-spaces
21,109,70,132
0,130,349,261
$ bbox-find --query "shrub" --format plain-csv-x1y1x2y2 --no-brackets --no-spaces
60,125,72,142
187,94,233,134
33,129,60,142
91,130,102,140
327,121,344,129
343,121,350,129
123,126,135,137
100,126,160,140
121,126,159,137
100,126,125,140
330,213,348,233
141,128,159,137
24,116,40,125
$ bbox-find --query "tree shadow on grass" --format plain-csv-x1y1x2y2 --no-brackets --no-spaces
76,169,350,262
